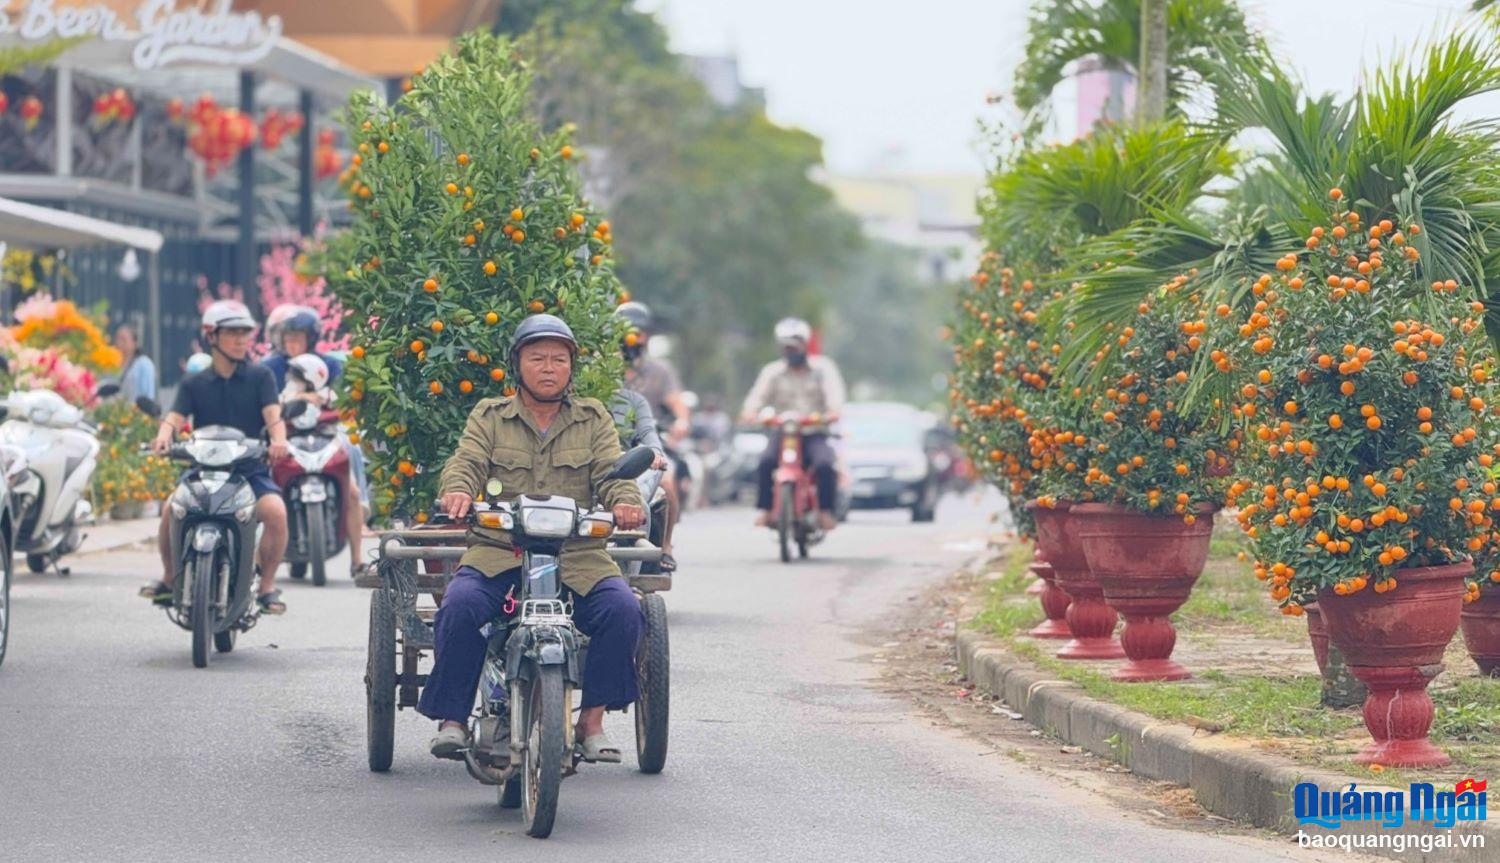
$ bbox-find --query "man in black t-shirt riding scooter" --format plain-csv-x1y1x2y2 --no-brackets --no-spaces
139,301,293,616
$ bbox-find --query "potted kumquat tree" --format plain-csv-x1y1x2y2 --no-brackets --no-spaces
1028,396,1125,660
1224,191,1499,767
1068,277,1235,681
950,251,1072,637
1460,522,1500,677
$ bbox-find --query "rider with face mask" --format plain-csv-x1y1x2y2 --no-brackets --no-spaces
739,317,847,531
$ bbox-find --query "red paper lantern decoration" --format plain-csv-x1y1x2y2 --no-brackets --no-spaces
91,88,136,127
19,96,43,130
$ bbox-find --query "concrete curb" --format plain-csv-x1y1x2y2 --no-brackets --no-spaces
956,628,1500,862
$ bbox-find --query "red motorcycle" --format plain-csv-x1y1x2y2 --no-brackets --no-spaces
273,400,350,586
765,412,834,563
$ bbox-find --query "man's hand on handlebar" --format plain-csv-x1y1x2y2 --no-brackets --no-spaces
650,450,668,470
613,503,645,531
441,492,473,520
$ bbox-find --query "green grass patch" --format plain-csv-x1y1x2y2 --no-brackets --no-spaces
1016,645,1360,738
970,543,1044,639
1432,679,1500,743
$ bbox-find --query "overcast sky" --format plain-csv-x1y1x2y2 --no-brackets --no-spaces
640,0,1490,176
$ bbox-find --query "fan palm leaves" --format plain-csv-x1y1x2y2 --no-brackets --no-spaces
1057,9,1500,372
1012,0,1264,132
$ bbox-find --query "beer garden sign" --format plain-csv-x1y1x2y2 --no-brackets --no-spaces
0,0,282,70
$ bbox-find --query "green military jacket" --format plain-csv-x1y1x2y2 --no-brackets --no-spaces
439,394,643,595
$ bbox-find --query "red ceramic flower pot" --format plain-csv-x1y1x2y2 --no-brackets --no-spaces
1072,503,1214,681
1317,562,1470,768
1030,501,1123,660
1460,588,1500,677
1027,558,1072,639
1304,602,1329,676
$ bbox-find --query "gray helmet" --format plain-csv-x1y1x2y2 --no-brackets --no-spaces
615,301,653,331
509,314,578,403
510,313,578,361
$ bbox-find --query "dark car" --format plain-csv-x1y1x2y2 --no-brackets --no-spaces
839,403,941,522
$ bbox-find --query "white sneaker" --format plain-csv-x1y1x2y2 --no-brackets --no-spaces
429,724,470,760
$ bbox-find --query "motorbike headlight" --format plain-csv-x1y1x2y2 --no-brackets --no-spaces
519,503,576,538
781,419,799,436
232,484,257,522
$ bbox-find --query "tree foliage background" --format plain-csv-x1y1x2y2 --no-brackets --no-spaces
500,0,944,404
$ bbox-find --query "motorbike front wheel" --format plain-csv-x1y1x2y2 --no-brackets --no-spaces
26,554,48,574
190,551,216,668
520,665,566,838
307,502,329,587
777,483,794,564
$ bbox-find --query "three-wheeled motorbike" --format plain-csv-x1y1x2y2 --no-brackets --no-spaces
358,447,668,839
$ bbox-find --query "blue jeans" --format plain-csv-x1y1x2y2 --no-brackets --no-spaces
417,566,645,724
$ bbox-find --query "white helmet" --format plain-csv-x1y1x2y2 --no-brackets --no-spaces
774,317,811,346
184,352,212,374
287,353,330,391
201,300,257,335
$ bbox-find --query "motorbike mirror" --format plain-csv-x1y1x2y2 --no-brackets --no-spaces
135,396,161,418
283,400,310,420
96,382,121,399
606,446,656,481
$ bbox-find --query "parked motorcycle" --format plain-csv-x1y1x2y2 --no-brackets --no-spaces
0,386,118,575
159,426,269,668
273,400,349,586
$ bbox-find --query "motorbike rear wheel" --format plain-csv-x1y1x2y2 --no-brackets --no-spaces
190,551,215,669
520,665,565,838
777,483,794,564
635,593,670,774
366,588,397,773
307,502,328,587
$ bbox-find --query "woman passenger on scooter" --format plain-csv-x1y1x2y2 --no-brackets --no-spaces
420,315,646,765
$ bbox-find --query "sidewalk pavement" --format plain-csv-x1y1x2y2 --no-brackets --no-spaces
956,578,1500,863
75,516,159,556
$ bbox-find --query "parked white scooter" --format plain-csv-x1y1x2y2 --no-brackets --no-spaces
0,387,115,575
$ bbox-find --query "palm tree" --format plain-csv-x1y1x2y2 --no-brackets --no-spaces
1059,10,1500,368
1011,0,1262,133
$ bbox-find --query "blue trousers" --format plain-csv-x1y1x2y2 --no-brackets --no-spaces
417,566,644,723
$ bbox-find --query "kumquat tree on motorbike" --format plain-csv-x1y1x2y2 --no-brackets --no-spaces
323,30,670,838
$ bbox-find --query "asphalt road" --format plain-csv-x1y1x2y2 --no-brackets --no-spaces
1,494,1350,862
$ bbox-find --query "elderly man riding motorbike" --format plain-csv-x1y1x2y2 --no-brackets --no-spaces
420,314,646,764
740,317,847,532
